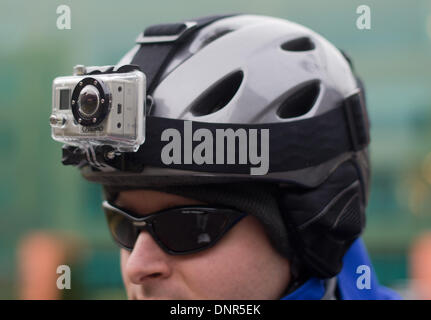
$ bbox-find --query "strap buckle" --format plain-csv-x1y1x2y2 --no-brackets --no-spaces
135,21,198,43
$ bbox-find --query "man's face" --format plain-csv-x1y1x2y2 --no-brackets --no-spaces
115,189,291,300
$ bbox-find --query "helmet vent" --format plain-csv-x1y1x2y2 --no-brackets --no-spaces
277,80,320,118
199,28,234,49
190,70,243,116
281,37,315,52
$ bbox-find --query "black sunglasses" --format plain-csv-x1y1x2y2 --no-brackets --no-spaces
102,201,247,255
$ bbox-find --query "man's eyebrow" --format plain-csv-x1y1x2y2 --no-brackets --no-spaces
113,194,206,216
112,201,144,216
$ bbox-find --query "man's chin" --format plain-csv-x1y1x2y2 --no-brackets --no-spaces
134,297,171,300
126,285,194,300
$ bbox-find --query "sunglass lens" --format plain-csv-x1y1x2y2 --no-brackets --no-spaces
152,211,229,253
104,209,136,250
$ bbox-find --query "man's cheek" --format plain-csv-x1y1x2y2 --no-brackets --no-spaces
120,250,132,287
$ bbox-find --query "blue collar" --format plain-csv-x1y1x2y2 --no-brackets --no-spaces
280,238,402,300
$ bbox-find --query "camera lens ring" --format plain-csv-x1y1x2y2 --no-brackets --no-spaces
71,77,111,127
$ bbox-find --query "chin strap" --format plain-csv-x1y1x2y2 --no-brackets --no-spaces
321,277,338,300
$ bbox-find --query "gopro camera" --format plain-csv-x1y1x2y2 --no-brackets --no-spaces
50,65,146,152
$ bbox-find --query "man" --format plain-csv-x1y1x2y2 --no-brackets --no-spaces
111,188,291,299
53,14,401,299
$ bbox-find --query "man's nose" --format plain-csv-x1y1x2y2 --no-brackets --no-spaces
124,230,172,284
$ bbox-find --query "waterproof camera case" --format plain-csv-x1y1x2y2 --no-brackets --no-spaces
50,65,146,152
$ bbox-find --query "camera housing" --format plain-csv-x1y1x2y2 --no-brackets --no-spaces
50,68,146,152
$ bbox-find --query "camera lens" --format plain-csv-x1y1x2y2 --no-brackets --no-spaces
71,77,110,127
78,85,100,118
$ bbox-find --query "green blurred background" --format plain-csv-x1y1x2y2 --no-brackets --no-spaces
1,0,431,299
